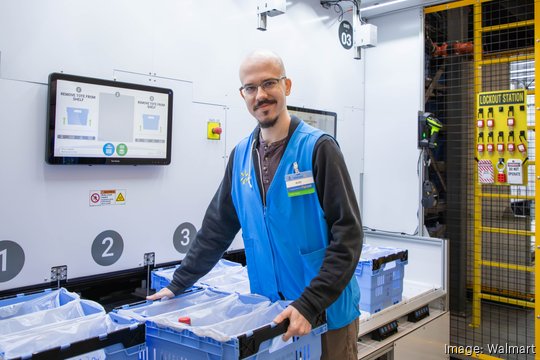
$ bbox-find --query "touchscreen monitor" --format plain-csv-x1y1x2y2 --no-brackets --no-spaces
46,73,173,165
287,105,337,137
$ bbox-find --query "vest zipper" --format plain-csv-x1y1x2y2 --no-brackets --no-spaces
254,146,266,208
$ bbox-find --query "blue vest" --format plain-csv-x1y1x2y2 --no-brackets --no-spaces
231,120,360,330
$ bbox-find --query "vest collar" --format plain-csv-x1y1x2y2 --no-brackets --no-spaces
252,115,302,149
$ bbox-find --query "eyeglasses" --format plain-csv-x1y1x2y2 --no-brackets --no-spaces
239,76,286,96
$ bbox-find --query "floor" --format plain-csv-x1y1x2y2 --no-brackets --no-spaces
450,301,535,360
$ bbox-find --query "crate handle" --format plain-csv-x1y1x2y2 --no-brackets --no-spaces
238,318,290,359
371,250,408,271
237,310,326,358
112,299,149,311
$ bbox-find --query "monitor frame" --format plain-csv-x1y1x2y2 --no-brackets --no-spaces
287,105,337,138
46,72,174,165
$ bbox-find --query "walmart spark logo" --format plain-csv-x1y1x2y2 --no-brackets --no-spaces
240,171,251,185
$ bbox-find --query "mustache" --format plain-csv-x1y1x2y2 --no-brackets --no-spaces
253,99,276,111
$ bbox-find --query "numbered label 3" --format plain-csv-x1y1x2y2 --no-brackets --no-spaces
173,222,197,254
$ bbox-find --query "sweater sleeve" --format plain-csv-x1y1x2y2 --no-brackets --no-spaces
290,135,363,325
167,149,241,295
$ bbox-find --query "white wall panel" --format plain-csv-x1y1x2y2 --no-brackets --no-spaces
0,0,155,83
0,0,367,289
363,8,424,234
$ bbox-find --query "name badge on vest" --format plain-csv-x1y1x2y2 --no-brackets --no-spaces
285,162,315,197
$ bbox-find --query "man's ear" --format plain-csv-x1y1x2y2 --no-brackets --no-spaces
285,78,292,96
239,89,246,100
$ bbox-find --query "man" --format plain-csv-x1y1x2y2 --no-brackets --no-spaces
148,49,363,359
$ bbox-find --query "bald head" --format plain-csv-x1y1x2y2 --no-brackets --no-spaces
239,50,286,81
238,49,292,139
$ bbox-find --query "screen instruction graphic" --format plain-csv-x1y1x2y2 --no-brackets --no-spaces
475,89,527,185
55,79,169,158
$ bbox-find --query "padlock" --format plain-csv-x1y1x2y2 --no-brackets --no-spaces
517,143,526,154
486,118,495,128
507,143,515,152
496,159,506,183
497,143,504,152
507,117,515,127
487,143,494,153
477,119,484,128
477,144,485,153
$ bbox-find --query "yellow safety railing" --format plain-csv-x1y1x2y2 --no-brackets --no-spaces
426,0,538,358
535,2,540,360
472,0,484,330
471,0,536,328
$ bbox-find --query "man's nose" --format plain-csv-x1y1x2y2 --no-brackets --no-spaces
255,86,269,99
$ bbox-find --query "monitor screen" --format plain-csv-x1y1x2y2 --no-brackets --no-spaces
46,73,173,165
287,105,337,137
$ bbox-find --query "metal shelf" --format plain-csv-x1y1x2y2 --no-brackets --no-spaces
358,308,447,359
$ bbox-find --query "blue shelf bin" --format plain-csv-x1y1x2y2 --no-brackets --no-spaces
0,288,79,320
3,313,147,360
355,245,408,314
0,288,146,359
150,264,179,292
150,259,244,292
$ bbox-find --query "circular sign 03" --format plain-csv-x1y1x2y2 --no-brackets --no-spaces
92,230,124,266
339,20,353,50
173,222,197,254
0,240,25,282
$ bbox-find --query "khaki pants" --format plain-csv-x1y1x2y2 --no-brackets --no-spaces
321,317,359,360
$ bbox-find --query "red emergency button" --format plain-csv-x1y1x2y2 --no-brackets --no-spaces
207,121,222,140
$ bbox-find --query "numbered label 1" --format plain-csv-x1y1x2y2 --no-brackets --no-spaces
91,230,124,266
0,240,25,282
338,20,353,50
173,222,197,254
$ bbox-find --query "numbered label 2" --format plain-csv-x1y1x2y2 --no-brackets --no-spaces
92,230,124,266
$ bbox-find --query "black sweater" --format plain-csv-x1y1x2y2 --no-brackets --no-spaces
168,116,363,326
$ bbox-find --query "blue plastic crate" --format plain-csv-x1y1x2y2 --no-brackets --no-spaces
150,264,180,292
355,245,408,313
115,288,229,321
150,259,244,292
0,288,79,320
89,313,147,360
117,289,326,360
86,312,146,359
0,306,146,360
146,321,326,360
102,342,147,359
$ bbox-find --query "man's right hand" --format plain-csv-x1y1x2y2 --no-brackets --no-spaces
146,287,174,301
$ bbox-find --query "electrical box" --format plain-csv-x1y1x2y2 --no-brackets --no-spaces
257,0,286,16
358,24,377,48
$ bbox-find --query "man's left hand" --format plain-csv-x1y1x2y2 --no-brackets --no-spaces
272,305,312,341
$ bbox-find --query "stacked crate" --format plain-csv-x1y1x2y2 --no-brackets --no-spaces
356,244,408,314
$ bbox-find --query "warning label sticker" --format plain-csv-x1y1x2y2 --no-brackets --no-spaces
89,189,126,206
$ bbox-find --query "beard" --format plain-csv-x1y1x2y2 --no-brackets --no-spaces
253,99,279,128
258,114,279,128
